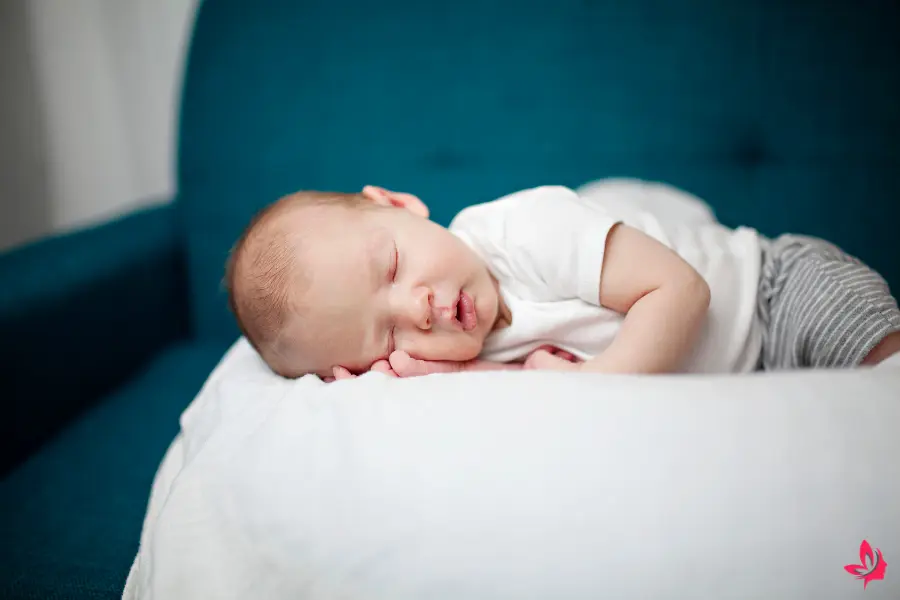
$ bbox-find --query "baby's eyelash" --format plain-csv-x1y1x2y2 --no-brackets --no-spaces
390,243,399,281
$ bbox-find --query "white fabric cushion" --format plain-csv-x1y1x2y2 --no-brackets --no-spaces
124,339,900,599
576,177,719,227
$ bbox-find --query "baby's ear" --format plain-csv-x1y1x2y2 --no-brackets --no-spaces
361,185,429,218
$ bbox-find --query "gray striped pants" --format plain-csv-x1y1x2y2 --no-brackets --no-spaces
757,235,900,370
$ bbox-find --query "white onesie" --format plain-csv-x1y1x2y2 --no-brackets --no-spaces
449,184,764,373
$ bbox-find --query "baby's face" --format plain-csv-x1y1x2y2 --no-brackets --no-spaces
283,204,500,376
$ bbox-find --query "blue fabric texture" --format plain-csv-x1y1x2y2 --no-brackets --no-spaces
0,343,224,600
0,205,189,475
0,0,898,597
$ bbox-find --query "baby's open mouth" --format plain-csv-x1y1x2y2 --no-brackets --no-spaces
456,291,477,332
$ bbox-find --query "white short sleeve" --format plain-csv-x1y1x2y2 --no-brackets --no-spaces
450,186,621,305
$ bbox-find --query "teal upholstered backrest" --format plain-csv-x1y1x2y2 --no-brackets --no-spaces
177,0,900,343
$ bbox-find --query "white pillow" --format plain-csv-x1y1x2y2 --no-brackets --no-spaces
576,178,719,226
124,339,900,599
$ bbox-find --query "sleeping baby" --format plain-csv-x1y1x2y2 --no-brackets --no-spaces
224,183,900,380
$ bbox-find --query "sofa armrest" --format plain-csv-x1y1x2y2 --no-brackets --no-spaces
0,204,190,474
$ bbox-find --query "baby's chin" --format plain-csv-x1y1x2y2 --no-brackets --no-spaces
450,344,484,363
412,334,485,363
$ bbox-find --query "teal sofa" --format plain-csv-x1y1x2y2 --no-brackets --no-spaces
1,0,898,597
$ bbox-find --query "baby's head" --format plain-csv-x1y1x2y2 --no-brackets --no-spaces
225,186,501,378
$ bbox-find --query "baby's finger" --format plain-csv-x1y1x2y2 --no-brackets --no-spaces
524,349,553,370
531,345,577,363
371,359,398,377
554,349,577,362
333,366,356,380
525,349,577,371
389,351,429,377
390,350,462,377
322,376,336,383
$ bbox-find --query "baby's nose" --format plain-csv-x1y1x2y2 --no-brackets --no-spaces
410,286,433,330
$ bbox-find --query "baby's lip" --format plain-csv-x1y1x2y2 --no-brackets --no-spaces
458,291,477,331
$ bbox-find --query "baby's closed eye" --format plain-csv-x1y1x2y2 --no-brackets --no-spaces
389,242,399,281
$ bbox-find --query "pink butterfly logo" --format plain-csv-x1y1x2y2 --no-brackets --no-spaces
844,540,887,590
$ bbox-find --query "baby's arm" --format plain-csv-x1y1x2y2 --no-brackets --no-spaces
584,224,709,373
528,225,710,374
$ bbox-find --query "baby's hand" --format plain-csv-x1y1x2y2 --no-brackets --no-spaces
324,359,397,382
523,345,583,372
389,350,522,378
323,347,582,382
